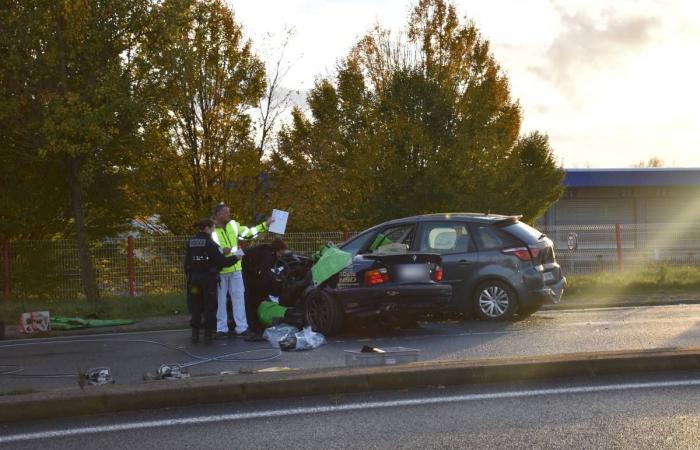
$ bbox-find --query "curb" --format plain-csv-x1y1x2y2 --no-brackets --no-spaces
1,347,699,424
3,300,700,341
542,298,700,311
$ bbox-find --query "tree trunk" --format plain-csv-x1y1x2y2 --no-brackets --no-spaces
68,157,100,301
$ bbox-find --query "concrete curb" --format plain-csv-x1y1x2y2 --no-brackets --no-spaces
542,298,700,311
1,347,699,424
3,300,699,340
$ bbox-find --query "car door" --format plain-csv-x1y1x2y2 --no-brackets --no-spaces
416,221,477,308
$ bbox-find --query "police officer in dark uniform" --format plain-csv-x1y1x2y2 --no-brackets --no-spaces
185,219,239,344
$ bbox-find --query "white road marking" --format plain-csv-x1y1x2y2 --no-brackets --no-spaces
2,378,700,443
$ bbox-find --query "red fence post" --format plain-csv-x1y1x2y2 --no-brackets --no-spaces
3,241,10,300
127,236,136,297
342,227,349,242
615,224,624,272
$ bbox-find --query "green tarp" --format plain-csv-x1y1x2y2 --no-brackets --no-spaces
51,316,134,330
310,246,352,285
257,301,289,327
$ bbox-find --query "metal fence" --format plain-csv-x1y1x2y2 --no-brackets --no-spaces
541,223,700,275
2,224,699,300
0,232,347,300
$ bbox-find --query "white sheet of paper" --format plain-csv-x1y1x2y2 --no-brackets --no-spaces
268,209,289,235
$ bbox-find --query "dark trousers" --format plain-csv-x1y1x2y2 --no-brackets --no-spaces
189,274,217,332
243,274,268,333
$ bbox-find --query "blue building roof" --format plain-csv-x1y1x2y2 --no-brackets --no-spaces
564,168,700,188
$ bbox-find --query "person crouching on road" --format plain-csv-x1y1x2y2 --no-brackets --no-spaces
185,219,239,344
241,237,288,341
211,203,274,339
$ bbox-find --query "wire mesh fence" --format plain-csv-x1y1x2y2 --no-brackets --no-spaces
541,223,700,276
1,224,699,300
0,232,348,300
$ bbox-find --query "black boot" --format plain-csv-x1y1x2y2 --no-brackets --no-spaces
204,330,213,345
191,328,200,344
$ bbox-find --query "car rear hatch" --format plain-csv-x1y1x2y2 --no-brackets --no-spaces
496,219,563,285
361,253,442,284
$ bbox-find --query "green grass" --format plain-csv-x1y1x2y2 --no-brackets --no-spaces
0,293,185,324
566,264,700,299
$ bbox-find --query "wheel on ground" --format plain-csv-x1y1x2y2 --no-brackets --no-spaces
473,280,517,321
304,289,345,335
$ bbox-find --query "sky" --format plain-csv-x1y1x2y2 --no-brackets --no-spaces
232,0,700,168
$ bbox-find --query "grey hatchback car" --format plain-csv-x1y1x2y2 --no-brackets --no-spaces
339,213,566,320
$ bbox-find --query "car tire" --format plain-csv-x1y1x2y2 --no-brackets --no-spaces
304,288,345,335
473,280,517,321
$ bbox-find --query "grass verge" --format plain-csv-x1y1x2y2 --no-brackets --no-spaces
566,264,700,299
0,293,185,324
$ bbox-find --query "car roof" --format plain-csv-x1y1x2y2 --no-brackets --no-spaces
382,213,516,226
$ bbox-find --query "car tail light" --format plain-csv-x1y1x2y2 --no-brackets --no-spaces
431,265,443,282
501,247,533,261
364,268,390,286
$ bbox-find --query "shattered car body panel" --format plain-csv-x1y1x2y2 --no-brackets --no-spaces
277,251,452,335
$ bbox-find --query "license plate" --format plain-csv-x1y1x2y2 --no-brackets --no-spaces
397,265,429,281
543,272,554,282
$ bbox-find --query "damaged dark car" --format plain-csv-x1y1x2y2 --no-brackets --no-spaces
275,245,452,335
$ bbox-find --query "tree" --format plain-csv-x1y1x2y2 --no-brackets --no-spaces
270,0,563,230
255,26,297,157
139,0,267,233
0,0,165,300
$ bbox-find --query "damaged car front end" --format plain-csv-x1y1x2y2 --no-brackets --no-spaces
277,248,452,335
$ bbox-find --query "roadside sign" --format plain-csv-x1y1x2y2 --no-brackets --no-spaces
567,232,578,252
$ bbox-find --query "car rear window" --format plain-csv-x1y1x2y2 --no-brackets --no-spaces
502,222,545,245
472,225,520,251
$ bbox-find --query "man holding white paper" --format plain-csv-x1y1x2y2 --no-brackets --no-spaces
211,203,273,338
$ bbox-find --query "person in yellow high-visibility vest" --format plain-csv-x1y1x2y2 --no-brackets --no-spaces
211,203,273,337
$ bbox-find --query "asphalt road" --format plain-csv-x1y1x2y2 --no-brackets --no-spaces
1,304,700,392
1,371,699,449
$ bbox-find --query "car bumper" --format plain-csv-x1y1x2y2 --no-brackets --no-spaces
519,276,567,307
334,283,453,318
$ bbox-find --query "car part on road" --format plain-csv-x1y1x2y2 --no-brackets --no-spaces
143,364,190,381
345,347,419,367
0,337,282,385
84,367,115,386
474,280,517,320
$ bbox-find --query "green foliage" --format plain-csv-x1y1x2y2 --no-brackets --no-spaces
137,0,267,233
0,0,159,240
270,0,563,230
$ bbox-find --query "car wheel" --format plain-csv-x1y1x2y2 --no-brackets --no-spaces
473,281,517,321
304,289,344,335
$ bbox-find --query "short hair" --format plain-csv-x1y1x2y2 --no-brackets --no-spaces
213,202,228,217
194,218,215,231
271,237,288,253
